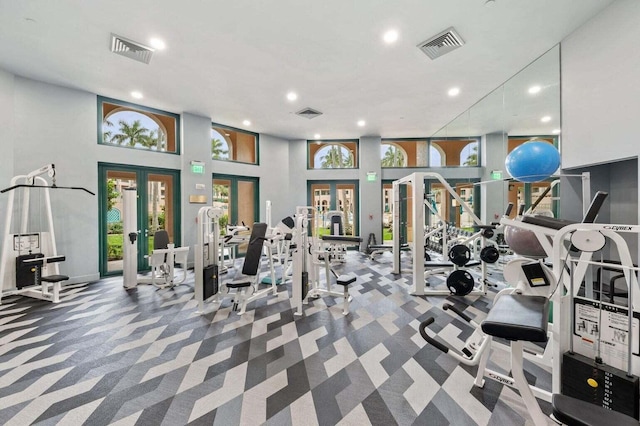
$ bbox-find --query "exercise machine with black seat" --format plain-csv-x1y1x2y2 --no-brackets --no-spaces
0,164,94,304
121,189,189,289
291,207,358,316
197,221,274,315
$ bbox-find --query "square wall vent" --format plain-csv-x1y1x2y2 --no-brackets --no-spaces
111,33,154,64
418,27,465,60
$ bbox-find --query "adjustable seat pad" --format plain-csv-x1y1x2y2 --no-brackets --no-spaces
481,294,549,342
336,275,356,286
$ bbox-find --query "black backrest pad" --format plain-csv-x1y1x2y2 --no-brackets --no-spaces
582,191,608,224
154,230,170,249
242,223,268,276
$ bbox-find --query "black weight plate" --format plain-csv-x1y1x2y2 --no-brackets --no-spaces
446,270,474,296
448,244,471,266
480,246,500,264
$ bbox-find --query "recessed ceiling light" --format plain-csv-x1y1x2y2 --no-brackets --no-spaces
383,30,399,44
243,120,251,126
314,133,321,139
131,91,143,99
541,116,551,123
552,129,561,134
286,92,298,101
528,85,541,94
357,120,366,127
149,38,166,50
448,87,460,97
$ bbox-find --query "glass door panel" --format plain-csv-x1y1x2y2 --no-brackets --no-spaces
213,174,258,256
336,184,356,237
310,183,330,236
213,179,231,229
144,173,176,268
104,170,137,274
382,183,393,242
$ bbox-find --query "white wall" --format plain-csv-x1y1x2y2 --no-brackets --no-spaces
562,0,640,169
0,69,15,227
13,77,100,283
181,112,212,262
256,134,291,224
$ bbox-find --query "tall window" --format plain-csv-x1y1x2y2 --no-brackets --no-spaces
308,140,358,169
211,124,258,165
98,97,180,154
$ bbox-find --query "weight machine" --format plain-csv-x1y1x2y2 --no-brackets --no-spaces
392,172,492,296
291,207,359,316
121,189,189,289
0,164,94,304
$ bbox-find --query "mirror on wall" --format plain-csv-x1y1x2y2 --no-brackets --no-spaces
430,44,561,222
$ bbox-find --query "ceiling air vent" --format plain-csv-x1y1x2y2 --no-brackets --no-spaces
110,33,154,64
296,107,323,119
417,27,465,60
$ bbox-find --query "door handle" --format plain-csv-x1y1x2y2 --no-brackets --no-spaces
144,229,149,237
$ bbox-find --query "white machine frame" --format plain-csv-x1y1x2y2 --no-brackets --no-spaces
122,189,189,290
0,164,92,303
392,172,489,296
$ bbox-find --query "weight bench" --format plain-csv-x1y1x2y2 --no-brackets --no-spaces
482,294,638,426
20,255,68,303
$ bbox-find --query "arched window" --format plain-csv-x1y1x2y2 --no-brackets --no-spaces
99,97,179,153
380,143,408,167
211,128,231,160
311,143,356,169
460,141,479,166
211,124,258,164
429,144,445,167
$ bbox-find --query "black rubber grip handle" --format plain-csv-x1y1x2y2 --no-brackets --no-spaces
419,318,449,354
443,303,473,323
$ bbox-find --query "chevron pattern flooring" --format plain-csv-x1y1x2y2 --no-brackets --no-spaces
0,252,551,425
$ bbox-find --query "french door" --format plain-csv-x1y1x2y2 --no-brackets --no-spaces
98,163,180,276
212,174,259,256
307,180,359,237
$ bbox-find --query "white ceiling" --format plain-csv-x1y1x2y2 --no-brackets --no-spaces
0,0,613,140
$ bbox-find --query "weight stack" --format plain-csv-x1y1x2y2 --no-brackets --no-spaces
203,264,219,300
562,351,639,419
16,253,44,289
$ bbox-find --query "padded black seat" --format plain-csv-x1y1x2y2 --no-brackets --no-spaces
226,281,251,289
336,275,356,286
41,274,69,283
552,394,639,426
481,294,549,342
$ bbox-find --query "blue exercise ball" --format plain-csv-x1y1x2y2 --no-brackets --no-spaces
505,141,560,183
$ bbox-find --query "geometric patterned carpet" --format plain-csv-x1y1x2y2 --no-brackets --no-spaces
0,252,551,425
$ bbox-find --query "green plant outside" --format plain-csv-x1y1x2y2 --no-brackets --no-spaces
107,234,155,261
